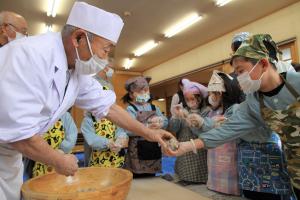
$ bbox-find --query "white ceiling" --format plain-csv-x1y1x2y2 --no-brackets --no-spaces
1,0,299,72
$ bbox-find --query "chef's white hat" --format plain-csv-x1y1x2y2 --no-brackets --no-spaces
66,1,124,44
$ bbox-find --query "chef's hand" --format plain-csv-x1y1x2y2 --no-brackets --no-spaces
186,113,204,128
146,129,175,154
54,154,78,176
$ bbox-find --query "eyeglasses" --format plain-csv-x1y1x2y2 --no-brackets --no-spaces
4,23,28,36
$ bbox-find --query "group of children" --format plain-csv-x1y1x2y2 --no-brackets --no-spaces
23,32,300,200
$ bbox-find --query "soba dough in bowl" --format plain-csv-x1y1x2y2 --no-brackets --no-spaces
22,167,133,200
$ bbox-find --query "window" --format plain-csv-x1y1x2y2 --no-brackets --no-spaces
278,38,298,64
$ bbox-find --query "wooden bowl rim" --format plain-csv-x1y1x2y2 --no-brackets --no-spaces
22,167,133,198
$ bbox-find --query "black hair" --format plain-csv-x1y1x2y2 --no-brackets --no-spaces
218,73,244,114
122,93,132,104
263,40,278,62
178,78,184,88
177,79,187,108
231,41,242,52
291,62,300,71
195,93,207,110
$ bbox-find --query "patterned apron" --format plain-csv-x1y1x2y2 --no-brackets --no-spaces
124,103,162,174
88,116,125,168
32,119,65,177
207,109,239,194
175,123,208,183
238,135,291,197
259,75,300,190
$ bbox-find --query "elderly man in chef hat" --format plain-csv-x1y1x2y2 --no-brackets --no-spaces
0,2,174,200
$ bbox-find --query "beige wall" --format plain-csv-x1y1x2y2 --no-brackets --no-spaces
152,100,167,115
112,71,142,108
144,2,300,84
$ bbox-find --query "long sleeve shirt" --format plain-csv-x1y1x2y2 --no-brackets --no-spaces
81,113,127,151
59,112,78,153
198,71,300,148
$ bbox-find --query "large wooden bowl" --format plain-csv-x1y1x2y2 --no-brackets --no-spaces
22,167,133,200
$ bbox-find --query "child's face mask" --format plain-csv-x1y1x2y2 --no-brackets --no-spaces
135,92,150,103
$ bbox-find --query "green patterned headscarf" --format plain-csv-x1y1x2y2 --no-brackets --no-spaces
231,34,279,64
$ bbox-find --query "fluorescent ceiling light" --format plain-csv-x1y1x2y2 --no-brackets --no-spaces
124,58,134,69
134,40,159,57
157,98,165,102
215,0,233,7
45,24,53,33
164,13,202,38
47,0,60,17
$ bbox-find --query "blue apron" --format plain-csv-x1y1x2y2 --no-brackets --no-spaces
238,133,292,199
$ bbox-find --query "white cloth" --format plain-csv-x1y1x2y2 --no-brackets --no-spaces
0,32,116,143
276,60,295,73
0,144,23,200
171,93,180,108
67,1,124,44
207,70,228,92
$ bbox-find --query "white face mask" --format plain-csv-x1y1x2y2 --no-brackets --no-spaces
106,67,114,78
237,61,264,94
75,34,109,75
135,92,150,103
208,95,221,108
8,31,26,42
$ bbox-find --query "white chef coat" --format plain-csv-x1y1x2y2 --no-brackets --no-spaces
0,32,116,143
0,144,23,200
0,32,116,200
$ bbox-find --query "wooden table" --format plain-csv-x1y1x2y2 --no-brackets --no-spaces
127,177,211,200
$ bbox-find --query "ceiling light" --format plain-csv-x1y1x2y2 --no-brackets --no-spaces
47,0,60,17
157,98,165,102
133,40,159,57
124,58,134,69
45,24,53,33
164,13,202,38
215,0,233,7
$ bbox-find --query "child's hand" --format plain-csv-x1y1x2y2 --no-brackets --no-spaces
171,103,185,118
186,113,204,128
212,115,227,127
163,141,194,157
115,136,129,148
